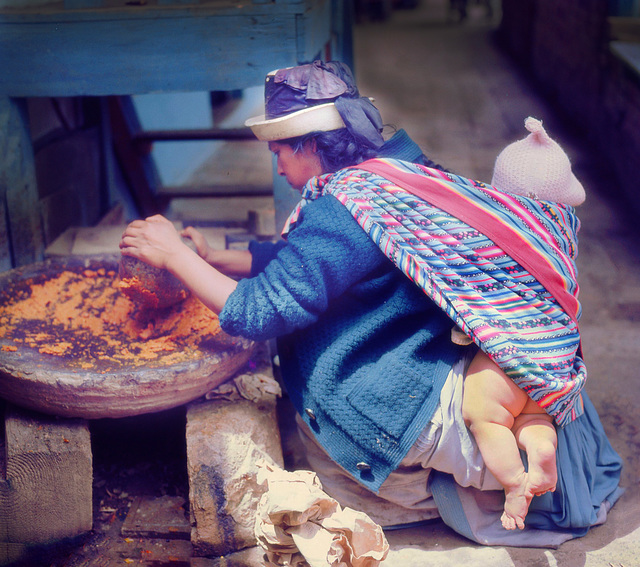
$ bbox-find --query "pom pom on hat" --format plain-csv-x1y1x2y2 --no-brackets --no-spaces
491,117,586,206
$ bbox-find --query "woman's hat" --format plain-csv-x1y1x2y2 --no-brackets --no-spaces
491,117,586,206
245,60,384,149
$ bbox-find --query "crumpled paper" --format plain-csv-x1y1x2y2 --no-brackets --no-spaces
255,461,389,567
206,372,282,403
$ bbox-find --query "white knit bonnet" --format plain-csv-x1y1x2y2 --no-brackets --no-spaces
491,117,586,206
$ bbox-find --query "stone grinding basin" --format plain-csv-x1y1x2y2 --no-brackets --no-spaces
0,255,255,419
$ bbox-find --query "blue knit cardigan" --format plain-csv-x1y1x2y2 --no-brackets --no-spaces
219,193,462,492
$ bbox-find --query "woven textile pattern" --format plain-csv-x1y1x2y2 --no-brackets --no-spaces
283,158,585,427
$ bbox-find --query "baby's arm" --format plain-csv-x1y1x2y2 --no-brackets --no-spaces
120,215,237,314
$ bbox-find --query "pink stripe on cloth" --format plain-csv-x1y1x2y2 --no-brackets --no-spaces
357,160,581,326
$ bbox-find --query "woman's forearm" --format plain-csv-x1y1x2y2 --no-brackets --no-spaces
205,249,252,278
166,246,238,314
120,215,242,314
181,226,252,278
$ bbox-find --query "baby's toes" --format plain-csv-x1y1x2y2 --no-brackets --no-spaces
501,512,517,530
533,485,557,497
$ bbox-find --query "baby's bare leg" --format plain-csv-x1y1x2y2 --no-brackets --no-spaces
463,351,531,529
513,401,558,498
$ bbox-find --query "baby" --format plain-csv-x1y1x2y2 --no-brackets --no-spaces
461,117,586,530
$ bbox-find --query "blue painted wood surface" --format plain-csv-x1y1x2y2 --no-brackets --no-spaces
0,97,45,268
0,0,352,269
611,41,640,78
0,0,341,97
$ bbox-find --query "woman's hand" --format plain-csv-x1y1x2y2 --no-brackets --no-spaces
181,226,212,262
120,215,186,270
120,215,238,314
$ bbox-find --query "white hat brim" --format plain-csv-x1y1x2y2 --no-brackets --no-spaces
245,102,346,142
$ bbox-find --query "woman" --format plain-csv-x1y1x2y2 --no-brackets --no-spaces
120,60,622,546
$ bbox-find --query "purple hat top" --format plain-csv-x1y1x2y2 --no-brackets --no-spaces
264,60,384,149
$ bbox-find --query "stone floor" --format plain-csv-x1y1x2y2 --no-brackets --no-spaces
10,1,640,565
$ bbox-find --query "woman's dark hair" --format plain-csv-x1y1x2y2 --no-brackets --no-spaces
281,128,448,173
282,129,378,173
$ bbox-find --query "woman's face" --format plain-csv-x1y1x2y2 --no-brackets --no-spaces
268,141,324,191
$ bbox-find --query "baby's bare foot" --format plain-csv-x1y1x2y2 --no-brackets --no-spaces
526,443,557,497
501,446,558,530
502,493,528,529
501,472,532,530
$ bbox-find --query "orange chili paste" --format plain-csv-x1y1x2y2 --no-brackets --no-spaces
0,267,224,372
119,274,189,309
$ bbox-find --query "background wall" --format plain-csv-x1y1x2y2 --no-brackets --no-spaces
498,0,640,213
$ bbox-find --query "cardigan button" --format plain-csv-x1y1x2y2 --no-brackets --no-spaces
304,408,317,421
356,462,371,472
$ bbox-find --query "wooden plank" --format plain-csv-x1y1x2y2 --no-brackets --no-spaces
331,0,354,70
158,185,273,199
0,97,44,269
190,547,264,567
296,0,334,62
35,126,104,245
44,226,77,257
186,344,284,557
97,203,126,226
609,16,640,43
39,189,87,248
0,403,92,555
132,127,255,143
64,0,106,8
121,496,191,539
248,207,276,238
0,10,303,96
1,0,311,21
0,178,11,272
611,41,640,77
108,96,164,217
44,222,242,257
70,225,129,254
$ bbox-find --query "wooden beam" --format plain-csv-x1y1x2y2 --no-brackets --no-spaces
0,97,45,270
157,185,273,199
0,403,92,562
186,344,284,557
107,96,166,217
132,127,255,144
0,2,308,97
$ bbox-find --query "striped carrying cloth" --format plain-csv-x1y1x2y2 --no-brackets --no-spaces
283,158,585,427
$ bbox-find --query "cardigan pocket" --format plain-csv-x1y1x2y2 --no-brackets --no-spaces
345,363,436,440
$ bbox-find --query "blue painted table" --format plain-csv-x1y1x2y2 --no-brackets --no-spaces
0,0,352,97
0,0,352,555
0,0,352,268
